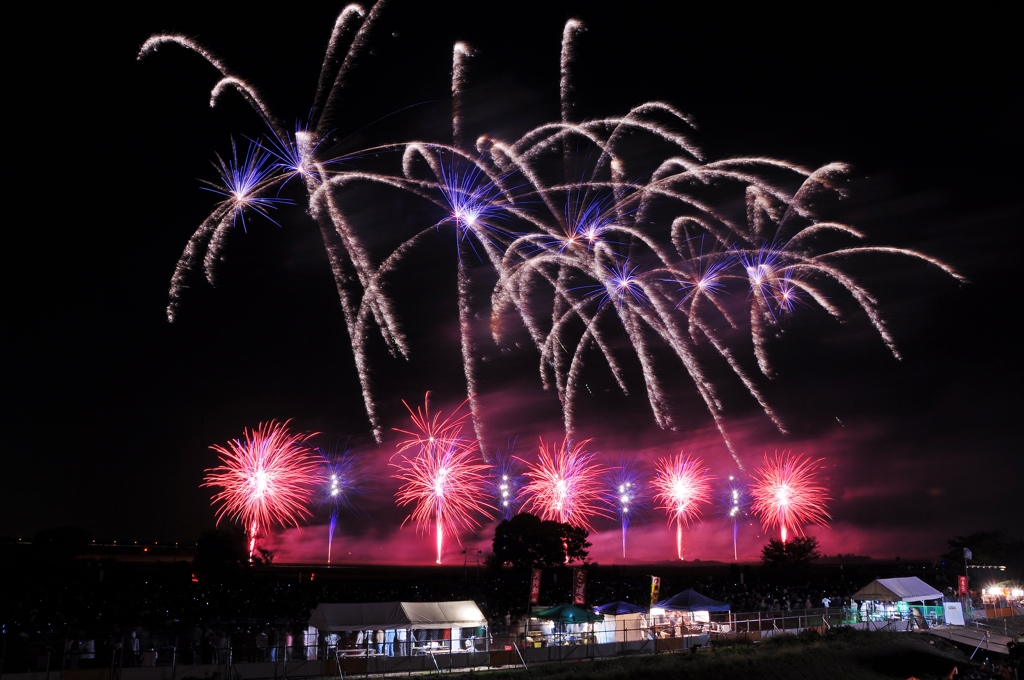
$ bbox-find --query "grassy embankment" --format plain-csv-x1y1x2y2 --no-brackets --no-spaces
474,629,971,680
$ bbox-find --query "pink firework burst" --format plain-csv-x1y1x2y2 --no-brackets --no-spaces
750,452,831,543
652,453,714,560
392,396,494,564
202,420,319,558
519,438,610,530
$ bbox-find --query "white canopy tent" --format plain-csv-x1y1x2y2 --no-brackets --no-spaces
851,577,942,603
309,601,487,632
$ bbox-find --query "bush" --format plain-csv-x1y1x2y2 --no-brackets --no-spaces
797,628,823,642
762,632,800,647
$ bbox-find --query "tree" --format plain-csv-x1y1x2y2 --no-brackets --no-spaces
193,527,248,577
492,513,591,568
761,536,821,568
940,532,1024,582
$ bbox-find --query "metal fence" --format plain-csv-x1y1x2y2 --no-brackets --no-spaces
0,605,979,680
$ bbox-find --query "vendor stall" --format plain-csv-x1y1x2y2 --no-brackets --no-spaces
850,577,944,626
652,590,730,635
308,601,488,657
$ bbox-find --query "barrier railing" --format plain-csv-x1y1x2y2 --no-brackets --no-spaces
0,605,977,679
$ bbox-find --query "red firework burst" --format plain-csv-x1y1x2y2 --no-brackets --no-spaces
519,438,610,530
652,453,714,560
750,452,831,543
392,397,494,564
202,420,319,557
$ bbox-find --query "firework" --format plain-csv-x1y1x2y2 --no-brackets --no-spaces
202,421,319,558
315,445,368,563
653,453,713,561
519,438,610,530
718,475,751,561
607,456,648,558
485,439,525,520
145,12,963,467
750,452,831,543
391,397,495,564
139,4,404,441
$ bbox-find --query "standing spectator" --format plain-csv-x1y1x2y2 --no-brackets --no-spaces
256,630,269,661
284,630,293,661
200,635,215,665
81,636,95,668
127,632,140,667
189,627,202,664
216,632,229,664
325,632,339,658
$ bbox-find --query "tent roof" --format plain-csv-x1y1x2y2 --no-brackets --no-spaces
850,578,942,603
655,589,730,612
594,601,646,615
309,601,486,631
531,604,604,623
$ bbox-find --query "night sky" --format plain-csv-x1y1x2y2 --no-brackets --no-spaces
8,2,1021,563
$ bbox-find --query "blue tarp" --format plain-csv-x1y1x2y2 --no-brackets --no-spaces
594,601,646,615
655,590,730,612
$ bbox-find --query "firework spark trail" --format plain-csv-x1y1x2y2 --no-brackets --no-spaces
652,453,713,561
750,452,831,543
452,42,473,149
315,0,389,137
718,476,750,561
141,5,410,440
387,144,521,449
607,457,647,558
392,397,495,564
485,439,525,520
315,445,368,563
202,421,319,558
519,438,611,530
146,13,964,465
311,4,367,123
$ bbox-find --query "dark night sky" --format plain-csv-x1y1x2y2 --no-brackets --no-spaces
7,2,1021,562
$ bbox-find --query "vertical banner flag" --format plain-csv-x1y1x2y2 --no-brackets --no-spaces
650,576,661,607
572,568,587,606
530,568,542,605
958,575,968,595
963,547,973,560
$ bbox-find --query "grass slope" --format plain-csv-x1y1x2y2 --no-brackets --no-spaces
473,630,970,680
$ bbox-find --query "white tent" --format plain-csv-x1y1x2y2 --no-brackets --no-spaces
593,613,649,644
851,577,942,603
309,601,487,632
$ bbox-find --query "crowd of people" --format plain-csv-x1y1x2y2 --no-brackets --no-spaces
0,554,953,672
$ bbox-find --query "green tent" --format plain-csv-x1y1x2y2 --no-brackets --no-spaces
531,604,604,623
